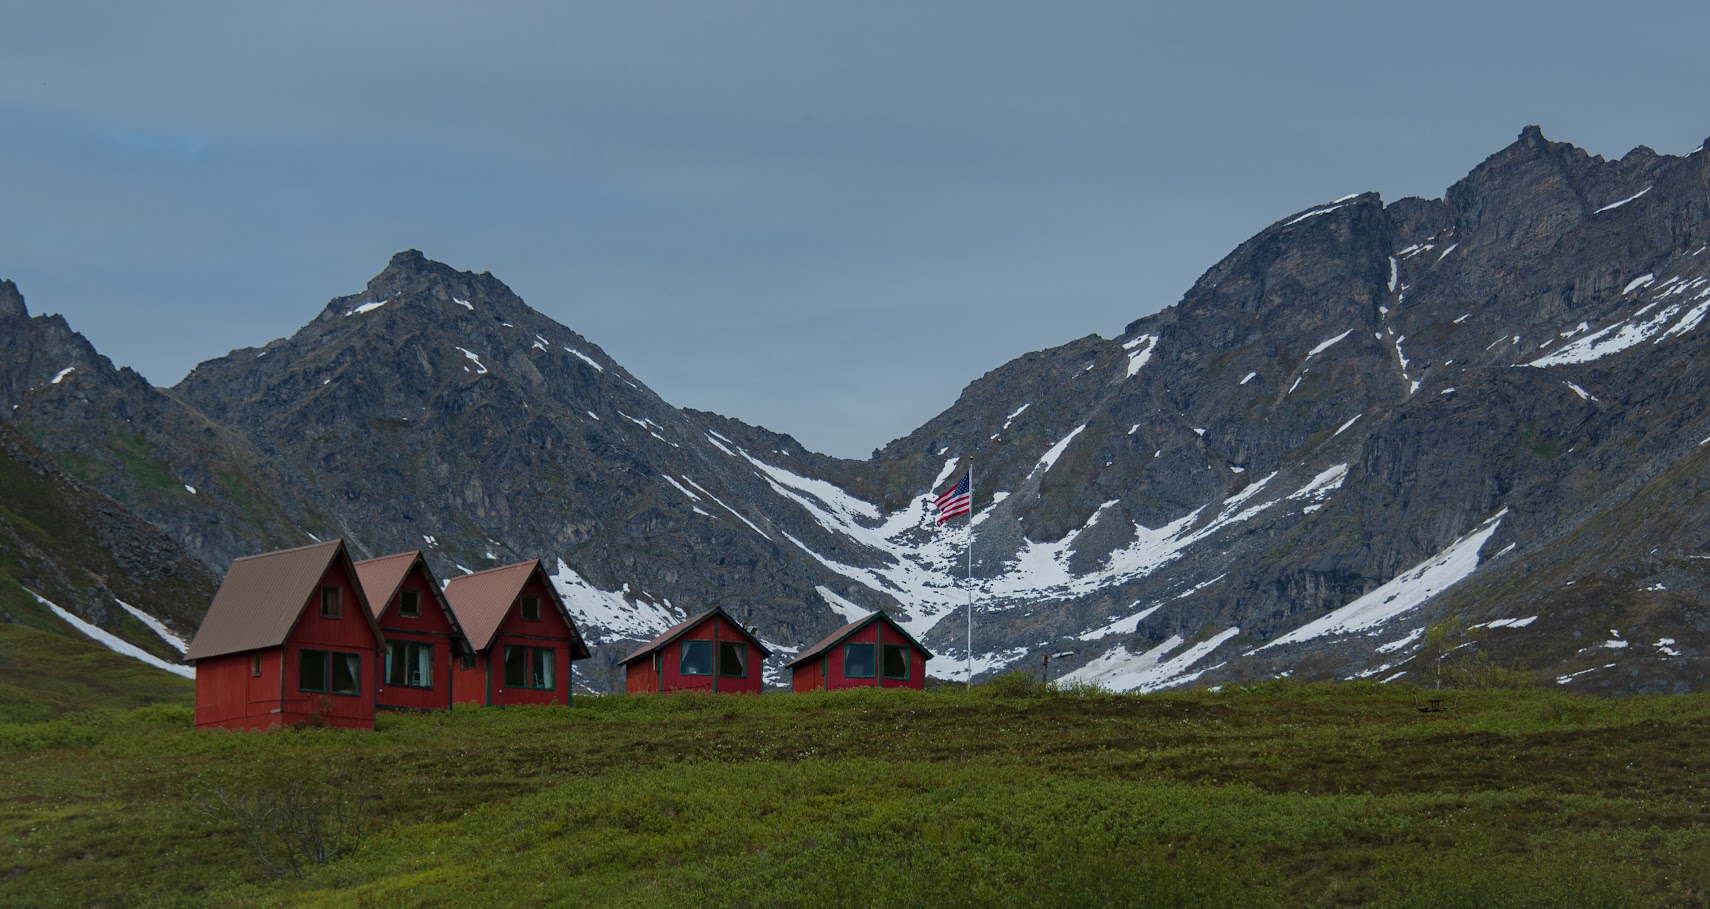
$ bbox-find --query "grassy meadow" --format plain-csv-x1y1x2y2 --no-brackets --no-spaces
4,681,1710,907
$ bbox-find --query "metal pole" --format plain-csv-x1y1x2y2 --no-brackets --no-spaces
966,462,974,685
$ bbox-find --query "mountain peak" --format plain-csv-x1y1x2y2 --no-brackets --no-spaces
0,279,27,319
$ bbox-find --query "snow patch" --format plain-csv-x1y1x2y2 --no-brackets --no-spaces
344,300,387,316
114,598,188,654
33,591,193,678
50,367,75,384
1309,329,1354,357
1624,273,1656,294
1240,372,1257,385
1034,425,1087,476
1123,334,1158,377
817,586,871,623
1285,205,1343,226
1263,509,1506,648
1594,187,1651,213
549,559,680,642
1061,627,1240,693
453,298,473,310
456,347,489,374
563,347,604,372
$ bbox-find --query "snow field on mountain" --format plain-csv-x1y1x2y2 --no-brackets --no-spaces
1061,626,1241,692
1261,509,1507,648
1123,334,1157,377
1033,425,1086,475
114,598,189,653
33,591,194,679
1531,272,1710,366
549,558,682,642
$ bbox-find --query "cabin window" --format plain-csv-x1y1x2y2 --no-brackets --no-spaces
843,643,876,678
251,653,262,677
299,649,360,695
461,651,476,670
679,640,712,676
399,589,421,618
503,645,555,690
519,596,541,622
319,586,341,619
718,641,747,678
653,652,663,673
385,640,434,688
882,644,910,680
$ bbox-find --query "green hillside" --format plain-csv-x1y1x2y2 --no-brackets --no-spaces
4,683,1709,908
0,423,210,722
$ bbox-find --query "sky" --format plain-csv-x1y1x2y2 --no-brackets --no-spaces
3,2,1707,458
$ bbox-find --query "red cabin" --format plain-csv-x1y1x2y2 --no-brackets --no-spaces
619,606,771,694
444,560,590,706
185,540,385,730
355,551,469,712
786,611,931,691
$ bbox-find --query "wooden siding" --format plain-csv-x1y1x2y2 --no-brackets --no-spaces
790,656,823,692
625,656,661,694
809,619,928,692
194,649,287,730
454,573,577,706
376,564,458,711
194,556,380,729
278,556,379,728
655,612,764,695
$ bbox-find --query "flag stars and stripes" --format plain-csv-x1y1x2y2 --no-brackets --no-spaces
934,469,972,524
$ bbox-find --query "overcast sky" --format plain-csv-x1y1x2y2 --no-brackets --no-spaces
3,2,1706,457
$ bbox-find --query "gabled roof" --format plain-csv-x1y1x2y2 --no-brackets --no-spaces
185,539,383,662
442,560,590,659
783,610,933,669
354,550,470,650
619,605,772,665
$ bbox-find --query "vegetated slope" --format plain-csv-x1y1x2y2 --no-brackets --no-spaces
0,280,339,569
0,422,213,720
5,686,1710,907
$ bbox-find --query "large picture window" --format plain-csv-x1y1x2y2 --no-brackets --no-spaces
503,645,555,690
718,641,747,678
385,640,433,688
843,643,876,679
299,648,360,695
679,640,712,676
882,644,910,680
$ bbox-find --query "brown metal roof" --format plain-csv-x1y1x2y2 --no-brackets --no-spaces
354,550,470,651
783,610,933,669
442,560,590,659
618,605,772,665
353,551,417,618
184,539,383,662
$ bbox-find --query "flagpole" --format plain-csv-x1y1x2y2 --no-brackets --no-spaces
966,461,974,685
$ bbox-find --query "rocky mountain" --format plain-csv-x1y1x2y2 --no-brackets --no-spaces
170,251,889,686
0,281,340,568
6,125,1708,695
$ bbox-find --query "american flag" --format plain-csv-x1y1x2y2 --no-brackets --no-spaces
934,469,972,524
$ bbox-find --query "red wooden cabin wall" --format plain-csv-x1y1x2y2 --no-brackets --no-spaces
376,566,458,712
